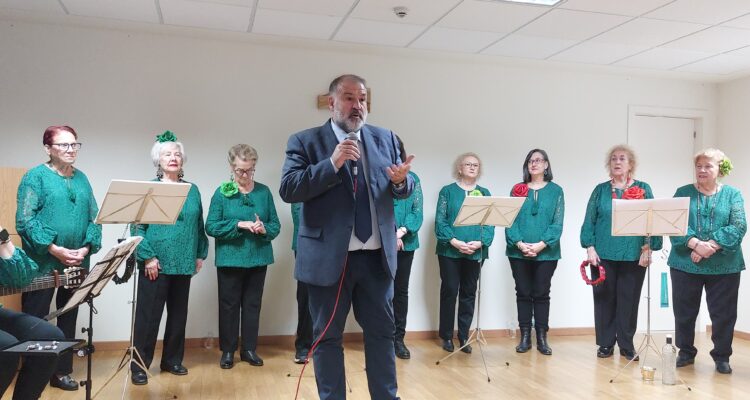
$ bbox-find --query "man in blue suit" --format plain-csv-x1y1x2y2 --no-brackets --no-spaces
280,74,414,400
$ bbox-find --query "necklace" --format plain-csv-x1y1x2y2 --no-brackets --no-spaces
696,185,719,240
610,178,632,199
46,162,76,203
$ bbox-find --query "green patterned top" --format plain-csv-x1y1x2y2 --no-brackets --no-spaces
0,248,41,289
668,184,746,275
16,164,102,273
206,182,281,268
133,181,209,275
506,182,565,260
291,202,301,251
580,180,663,261
435,183,495,261
394,171,423,252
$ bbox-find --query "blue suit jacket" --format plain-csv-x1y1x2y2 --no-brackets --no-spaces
280,120,414,286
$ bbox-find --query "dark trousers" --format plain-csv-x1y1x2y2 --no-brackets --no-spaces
591,259,646,351
670,268,741,362
307,250,397,400
393,251,415,342
295,280,313,352
509,258,558,331
0,308,64,400
21,286,77,375
217,266,267,352
131,272,191,372
438,255,481,341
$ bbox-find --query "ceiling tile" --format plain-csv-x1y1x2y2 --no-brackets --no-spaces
351,0,460,26
551,41,647,64
663,26,750,53
615,47,712,69
517,9,631,41
0,0,64,13
722,13,750,29
437,0,549,34
334,18,425,47
199,0,256,6
252,8,340,39
560,0,673,17
161,0,253,31
62,0,159,23
594,17,707,47
410,26,504,53
257,0,355,16
482,33,574,58
644,0,750,25
676,52,750,74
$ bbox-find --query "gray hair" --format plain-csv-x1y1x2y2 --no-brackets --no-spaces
329,74,367,95
452,152,483,181
228,144,258,166
606,144,637,177
151,141,186,167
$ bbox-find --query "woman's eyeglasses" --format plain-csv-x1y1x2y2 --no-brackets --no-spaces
51,143,83,151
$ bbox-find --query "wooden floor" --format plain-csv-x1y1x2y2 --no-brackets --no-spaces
5,332,748,399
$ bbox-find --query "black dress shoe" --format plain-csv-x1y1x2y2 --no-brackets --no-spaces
131,371,148,385
294,348,309,364
619,348,639,361
597,346,614,358
160,364,188,375
240,350,264,366
676,354,695,368
220,352,234,369
715,360,732,374
50,374,79,391
458,339,472,354
441,339,454,353
394,340,411,359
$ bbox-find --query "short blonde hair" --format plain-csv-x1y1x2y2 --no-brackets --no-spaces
606,144,637,177
228,144,258,166
452,152,483,180
151,141,186,167
694,148,728,177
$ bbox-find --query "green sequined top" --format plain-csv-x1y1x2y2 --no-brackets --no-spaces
580,180,663,261
16,164,102,273
435,183,495,261
668,184,746,275
206,182,281,268
0,248,41,289
394,171,423,252
133,181,209,275
291,202,300,251
506,182,565,261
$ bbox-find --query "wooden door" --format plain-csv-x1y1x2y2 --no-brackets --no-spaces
1,167,28,311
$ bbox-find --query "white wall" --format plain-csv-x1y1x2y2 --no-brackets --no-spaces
0,19,719,341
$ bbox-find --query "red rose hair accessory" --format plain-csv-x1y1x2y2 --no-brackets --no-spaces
511,183,529,197
580,260,606,286
622,186,645,200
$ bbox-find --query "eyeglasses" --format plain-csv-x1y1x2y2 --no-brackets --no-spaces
234,168,255,176
528,158,546,165
51,143,82,151
463,163,480,168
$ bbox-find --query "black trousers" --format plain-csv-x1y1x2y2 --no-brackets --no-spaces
0,307,64,400
21,286,77,375
670,268,741,362
393,251,415,342
591,259,646,351
438,255,481,341
217,266,267,352
295,280,313,352
131,272,191,372
509,258,558,331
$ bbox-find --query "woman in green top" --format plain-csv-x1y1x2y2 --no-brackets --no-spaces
130,132,209,385
580,144,662,361
393,137,423,360
15,125,101,391
506,149,564,356
435,152,494,354
206,144,280,370
668,148,746,375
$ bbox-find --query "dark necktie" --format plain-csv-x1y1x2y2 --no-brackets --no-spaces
354,154,372,243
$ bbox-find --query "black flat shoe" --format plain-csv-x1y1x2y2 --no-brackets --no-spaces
294,348,309,364
619,348,639,361
597,346,614,358
160,364,188,375
458,339,472,354
394,340,411,360
240,350,264,366
50,374,79,391
220,352,234,369
441,339,454,353
715,361,732,374
131,371,148,385
676,354,695,368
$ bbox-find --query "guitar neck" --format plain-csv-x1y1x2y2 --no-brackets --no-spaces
0,272,67,296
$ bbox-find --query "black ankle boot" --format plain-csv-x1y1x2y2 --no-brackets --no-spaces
536,328,552,355
515,327,532,353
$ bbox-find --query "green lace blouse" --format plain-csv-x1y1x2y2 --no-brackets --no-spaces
506,182,565,261
435,183,495,261
0,248,40,289
394,171,423,252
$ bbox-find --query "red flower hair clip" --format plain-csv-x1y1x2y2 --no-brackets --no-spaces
580,260,606,286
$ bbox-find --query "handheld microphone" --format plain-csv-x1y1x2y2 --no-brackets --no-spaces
347,132,358,176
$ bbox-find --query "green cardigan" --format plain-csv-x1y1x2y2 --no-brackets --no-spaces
206,182,280,268
668,184,746,275
291,202,301,252
16,164,102,273
435,183,495,261
133,181,209,275
506,182,565,260
394,171,423,252
580,180,663,261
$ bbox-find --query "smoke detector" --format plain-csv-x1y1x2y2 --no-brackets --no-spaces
393,6,409,18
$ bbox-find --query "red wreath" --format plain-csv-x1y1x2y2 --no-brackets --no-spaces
580,260,606,286
511,183,529,197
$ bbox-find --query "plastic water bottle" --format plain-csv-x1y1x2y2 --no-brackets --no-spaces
202,331,215,350
662,334,677,385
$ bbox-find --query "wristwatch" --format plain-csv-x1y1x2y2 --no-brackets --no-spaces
0,228,10,244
